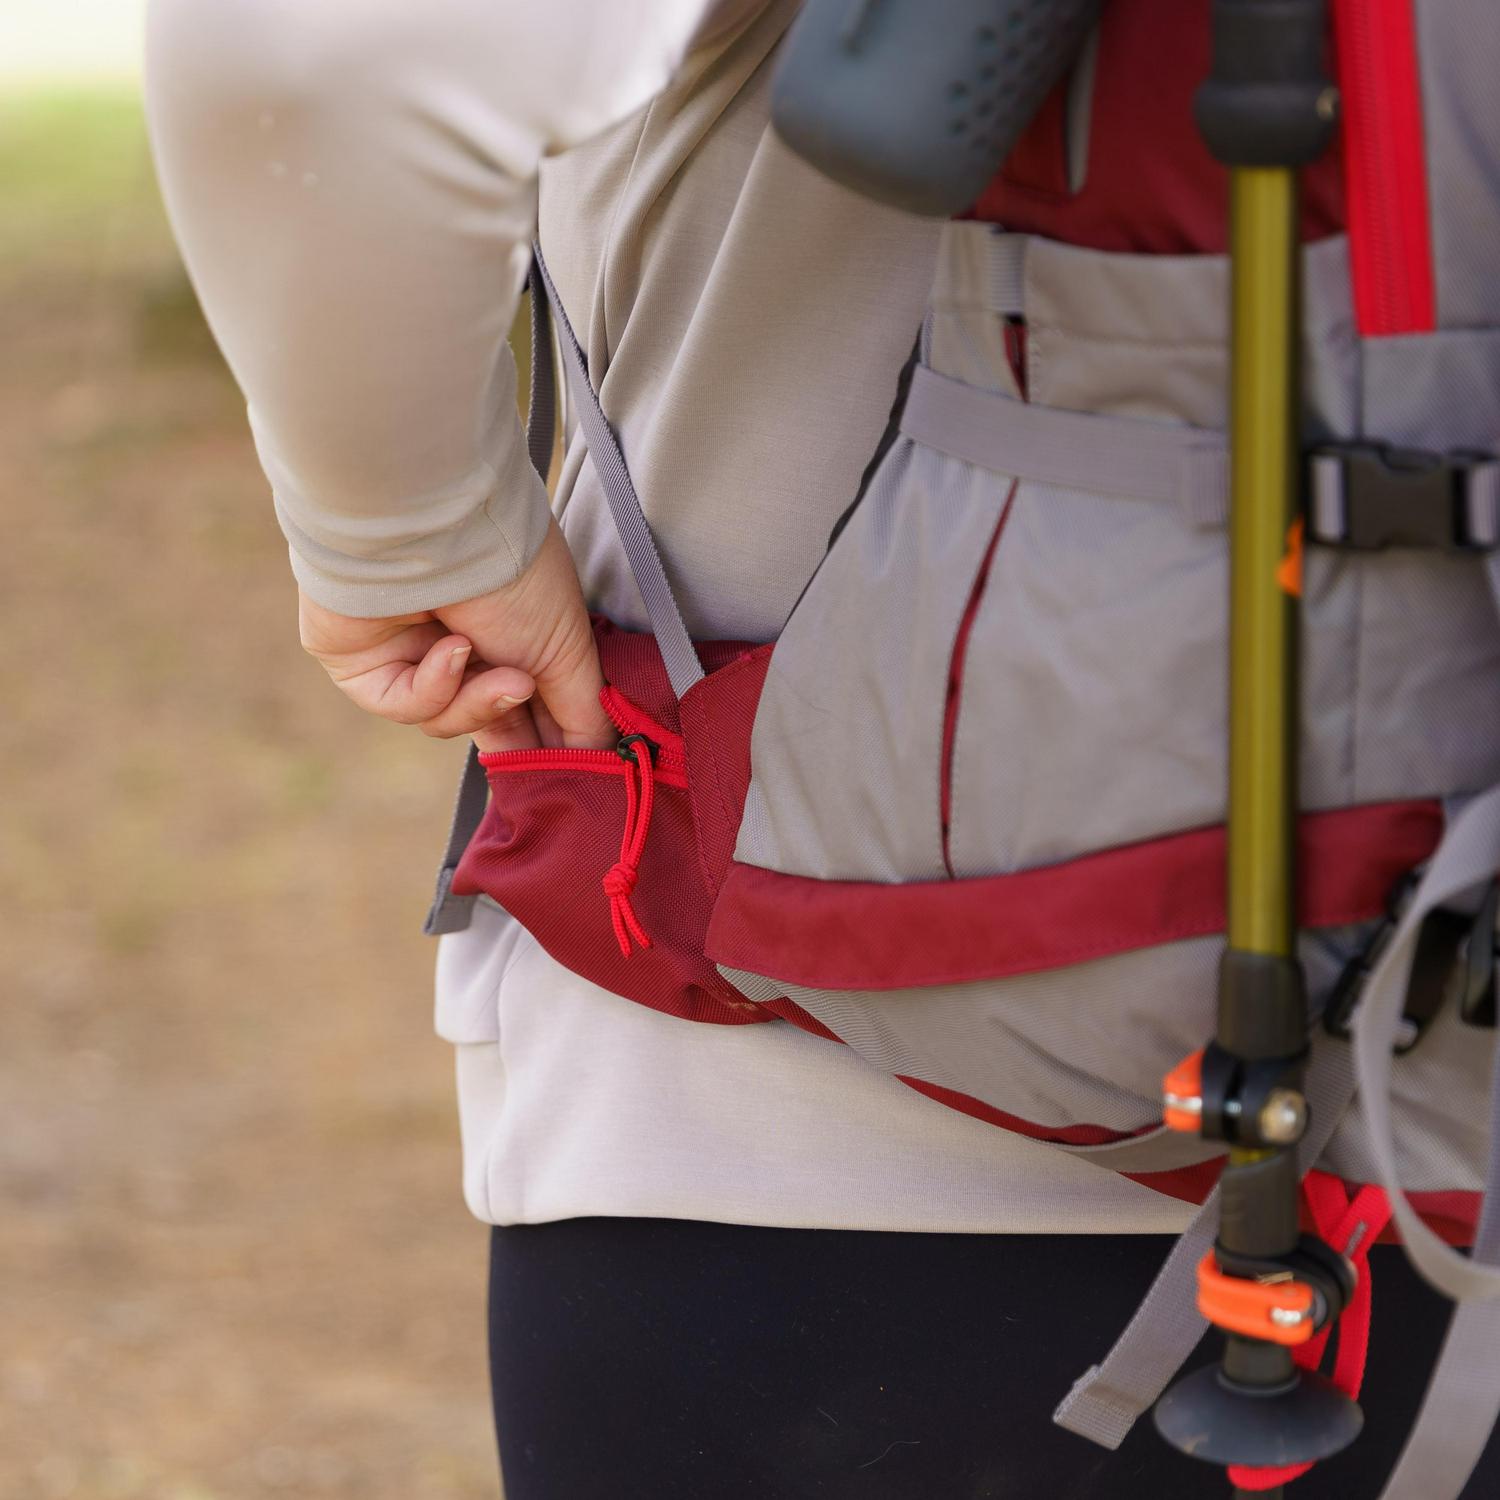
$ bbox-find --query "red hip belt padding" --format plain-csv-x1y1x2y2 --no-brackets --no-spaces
453,619,1447,1024
451,619,774,1026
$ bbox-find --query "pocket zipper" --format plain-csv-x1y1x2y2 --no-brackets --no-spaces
478,687,688,786
475,686,688,958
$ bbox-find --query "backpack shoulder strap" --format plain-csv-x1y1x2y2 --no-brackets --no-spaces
530,246,704,702
1351,783,1500,1303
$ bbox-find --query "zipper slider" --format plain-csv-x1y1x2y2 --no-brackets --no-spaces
615,732,659,767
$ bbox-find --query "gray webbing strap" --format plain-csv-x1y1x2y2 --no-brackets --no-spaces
1351,782,1500,1303
900,364,1229,530
525,267,558,484
1325,790,1500,1500
530,247,704,702
422,746,491,936
1053,1041,1359,1450
423,268,562,937
1058,1124,1228,1176
1375,1103,1500,1500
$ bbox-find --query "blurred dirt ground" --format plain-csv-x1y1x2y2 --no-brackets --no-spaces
1,89,500,1499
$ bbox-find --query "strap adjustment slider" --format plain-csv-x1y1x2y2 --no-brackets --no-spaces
1307,443,1500,553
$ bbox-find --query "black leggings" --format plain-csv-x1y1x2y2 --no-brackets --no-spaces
489,1218,1499,1500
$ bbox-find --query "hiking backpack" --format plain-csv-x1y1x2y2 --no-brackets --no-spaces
426,1,1500,1493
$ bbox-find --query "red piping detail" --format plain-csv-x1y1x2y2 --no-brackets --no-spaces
940,485,1017,876
1332,0,1436,335
896,1075,1138,1147
758,995,845,1045
762,1000,1159,1146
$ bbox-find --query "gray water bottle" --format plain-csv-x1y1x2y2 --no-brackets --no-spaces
772,0,1104,218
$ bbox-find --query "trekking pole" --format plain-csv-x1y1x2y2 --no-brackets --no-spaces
1153,5,1359,1497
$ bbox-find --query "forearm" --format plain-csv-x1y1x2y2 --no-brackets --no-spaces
145,0,722,617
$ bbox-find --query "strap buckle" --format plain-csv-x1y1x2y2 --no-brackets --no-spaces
1307,443,1500,553
1324,874,1498,1050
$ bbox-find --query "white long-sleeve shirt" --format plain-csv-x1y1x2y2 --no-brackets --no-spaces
146,0,1193,1233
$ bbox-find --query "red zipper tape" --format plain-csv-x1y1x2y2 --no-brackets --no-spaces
1332,0,1436,336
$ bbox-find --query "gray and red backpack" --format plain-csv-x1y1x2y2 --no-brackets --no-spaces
427,2,1500,1493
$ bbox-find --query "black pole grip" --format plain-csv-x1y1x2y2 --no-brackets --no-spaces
1195,0,1337,167
771,0,1104,218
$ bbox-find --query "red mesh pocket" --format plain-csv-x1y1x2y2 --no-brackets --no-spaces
450,620,774,1026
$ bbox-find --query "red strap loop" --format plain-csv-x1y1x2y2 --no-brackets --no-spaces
1229,1173,1394,1491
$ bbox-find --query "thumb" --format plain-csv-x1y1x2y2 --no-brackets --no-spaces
529,621,615,750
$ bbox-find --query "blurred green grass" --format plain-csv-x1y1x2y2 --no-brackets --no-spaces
0,86,499,1500
0,87,168,270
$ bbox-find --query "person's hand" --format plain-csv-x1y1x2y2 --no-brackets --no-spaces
299,520,615,753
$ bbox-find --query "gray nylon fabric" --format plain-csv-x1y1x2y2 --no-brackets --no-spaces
1053,1040,1359,1450
731,223,1500,1195
741,224,1500,891
737,437,1005,883
531,248,705,702
1376,1170,1500,1500
1351,784,1500,1303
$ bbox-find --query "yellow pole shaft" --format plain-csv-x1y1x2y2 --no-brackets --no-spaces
1225,166,1299,964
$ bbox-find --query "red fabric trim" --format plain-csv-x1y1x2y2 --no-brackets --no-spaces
1388,1190,1480,1249
1123,1157,1227,1208
679,644,775,898
1331,0,1436,335
968,0,1345,253
707,801,1443,992
940,488,1016,875
1124,1155,1478,1248
758,995,845,1046
896,1075,1135,1147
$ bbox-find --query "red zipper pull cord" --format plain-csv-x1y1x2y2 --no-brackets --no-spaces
603,735,657,957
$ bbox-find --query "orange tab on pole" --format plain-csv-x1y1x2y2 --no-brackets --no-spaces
1196,1253,1316,1346
1162,1048,1205,1134
1276,516,1305,598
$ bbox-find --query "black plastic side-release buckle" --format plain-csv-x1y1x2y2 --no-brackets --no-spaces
1325,875,1498,1049
1307,443,1500,553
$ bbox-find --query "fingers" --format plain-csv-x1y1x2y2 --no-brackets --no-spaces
437,522,617,751
333,628,473,725
471,702,543,755
418,661,540,749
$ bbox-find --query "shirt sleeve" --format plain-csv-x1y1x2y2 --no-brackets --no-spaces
145,0,734,618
